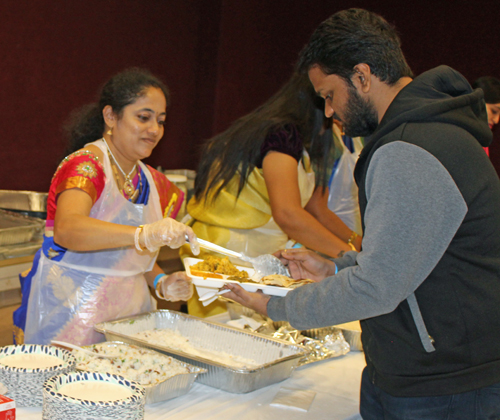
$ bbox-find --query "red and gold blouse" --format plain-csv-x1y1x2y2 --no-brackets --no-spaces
45,150,183,231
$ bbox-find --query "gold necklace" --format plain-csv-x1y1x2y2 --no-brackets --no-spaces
102,138,137,196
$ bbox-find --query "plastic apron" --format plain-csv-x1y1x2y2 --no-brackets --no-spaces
24,140,162,345
328,126,363,235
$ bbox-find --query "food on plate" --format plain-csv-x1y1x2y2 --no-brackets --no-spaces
227,274,315,289
190,256,249,278
73,342,189,385
260,274,315,289
189,269,224,279
133,329,260,369
226,275,253,282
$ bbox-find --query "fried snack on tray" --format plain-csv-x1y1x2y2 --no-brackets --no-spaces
260,274,315,289
190,256,249,278
227,273,315,289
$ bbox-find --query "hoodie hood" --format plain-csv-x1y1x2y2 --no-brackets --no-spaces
368,66,492,148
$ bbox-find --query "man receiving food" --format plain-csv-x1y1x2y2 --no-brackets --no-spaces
224,8,500,419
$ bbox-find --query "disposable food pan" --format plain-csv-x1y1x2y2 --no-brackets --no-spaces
0,209,44,246
94,310,309,393
0,190,47,218
78,341,206,404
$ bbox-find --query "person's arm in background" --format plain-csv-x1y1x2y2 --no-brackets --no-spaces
306,186,362,250
263,150,356,257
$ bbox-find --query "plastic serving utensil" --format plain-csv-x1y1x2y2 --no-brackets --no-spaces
51,340,115,359
198,288,232,302
193,237,291,279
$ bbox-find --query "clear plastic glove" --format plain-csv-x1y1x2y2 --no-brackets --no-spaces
141,218,200,254
155,272,193,302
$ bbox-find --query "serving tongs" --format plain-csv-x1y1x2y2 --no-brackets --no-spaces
193,237,290,279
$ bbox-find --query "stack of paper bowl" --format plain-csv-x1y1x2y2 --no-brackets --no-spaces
43,371,145,420
0,344,75,407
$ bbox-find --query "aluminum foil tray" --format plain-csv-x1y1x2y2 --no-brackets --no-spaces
0,209,44,246
226,302,353,361
94,310,308,393
79,341,206,404
0,190,47,218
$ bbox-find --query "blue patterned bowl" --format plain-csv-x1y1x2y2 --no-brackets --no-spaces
0,344,75,407
43,371,145,420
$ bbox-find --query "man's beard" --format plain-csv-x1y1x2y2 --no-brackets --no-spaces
341,85,378,137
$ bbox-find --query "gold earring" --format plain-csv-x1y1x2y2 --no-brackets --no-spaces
107,128,113,136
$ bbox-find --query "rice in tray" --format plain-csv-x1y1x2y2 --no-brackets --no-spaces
132,329,260,369
74,343,189,386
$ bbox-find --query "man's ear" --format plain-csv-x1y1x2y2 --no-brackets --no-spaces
352,63,372,93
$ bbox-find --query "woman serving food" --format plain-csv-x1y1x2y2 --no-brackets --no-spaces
13,68,199,346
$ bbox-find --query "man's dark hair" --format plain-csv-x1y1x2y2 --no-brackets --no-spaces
297,8,413,86
473,76,500,104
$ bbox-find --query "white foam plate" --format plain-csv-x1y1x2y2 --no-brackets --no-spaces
184,257,291,297
58,380,133,402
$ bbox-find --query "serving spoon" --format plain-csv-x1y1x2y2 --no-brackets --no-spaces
51,340,115,359
194,238,291,279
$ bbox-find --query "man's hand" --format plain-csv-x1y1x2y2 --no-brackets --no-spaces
274,248,337,281
222,284,271,316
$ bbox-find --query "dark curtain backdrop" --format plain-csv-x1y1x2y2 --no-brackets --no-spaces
1,0,499,192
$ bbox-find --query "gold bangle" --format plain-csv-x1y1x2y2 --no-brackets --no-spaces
134,225,144,252
155,282,165,300
155,278,173,301
348,242,357,251
347,231,358,245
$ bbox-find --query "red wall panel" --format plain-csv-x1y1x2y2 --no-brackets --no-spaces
1,0,499,194
0,0,212,191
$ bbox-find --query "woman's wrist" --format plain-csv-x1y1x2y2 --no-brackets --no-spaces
154,273,166,289
134,225,144,251
154,273,169,300
347,231,359,249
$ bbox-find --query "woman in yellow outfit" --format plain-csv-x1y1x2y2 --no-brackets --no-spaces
182,73,362,317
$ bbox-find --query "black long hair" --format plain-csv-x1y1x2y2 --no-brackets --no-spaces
473,76,500,104
194,72,335,202
63,67,170,156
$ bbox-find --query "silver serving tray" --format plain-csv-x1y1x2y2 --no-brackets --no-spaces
0,209,44,246
0,190,47,211
0,190,47,218
79,341,206,404
94,310,309,393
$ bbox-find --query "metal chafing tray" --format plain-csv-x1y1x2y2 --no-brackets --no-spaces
94,310,309,393
0,190,47,219
79,341,206,404
0,209,44,246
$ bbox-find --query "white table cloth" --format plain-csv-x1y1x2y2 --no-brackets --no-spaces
16,313,366,420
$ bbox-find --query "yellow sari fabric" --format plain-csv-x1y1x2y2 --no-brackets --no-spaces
182,154,314,317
